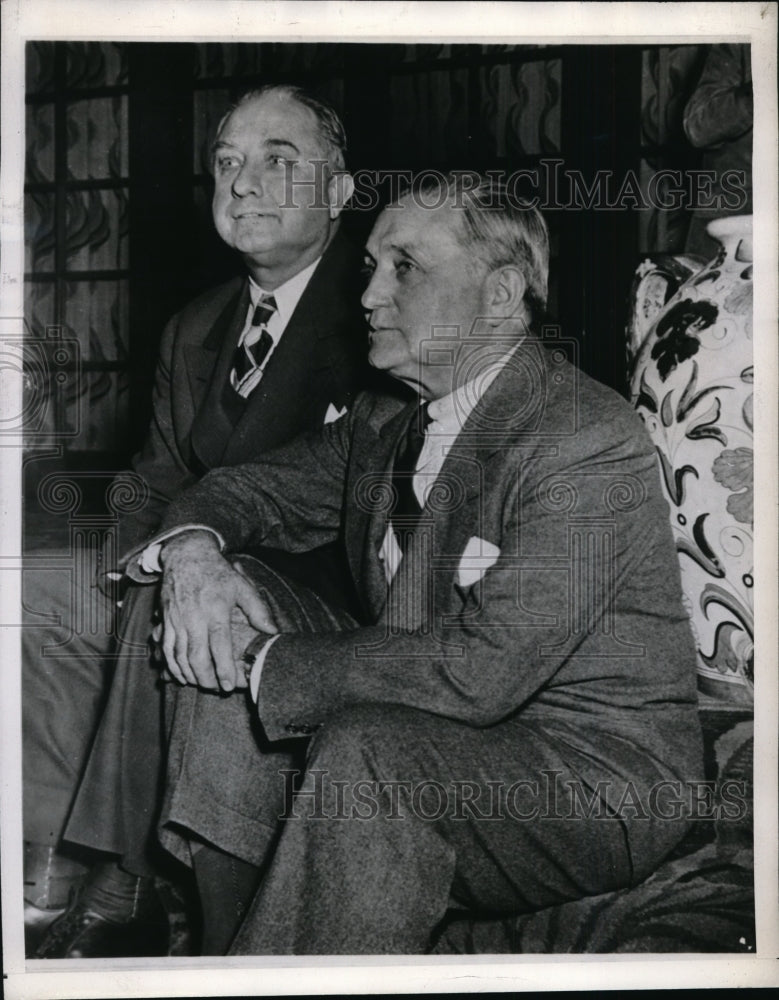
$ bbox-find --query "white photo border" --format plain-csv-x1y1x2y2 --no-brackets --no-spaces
1,1,777,995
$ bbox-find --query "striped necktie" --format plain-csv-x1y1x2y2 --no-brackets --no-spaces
391,402,432,548
231,294,277,395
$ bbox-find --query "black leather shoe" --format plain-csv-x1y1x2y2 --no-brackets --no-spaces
24,900,65,957
34,863,169,959
24,841,88,957
34,900,169,958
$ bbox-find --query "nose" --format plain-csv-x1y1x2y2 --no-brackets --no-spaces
231,160,264,199
361,266,391,312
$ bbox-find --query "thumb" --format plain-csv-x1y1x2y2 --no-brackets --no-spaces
237,580,278,634
231,558,250,580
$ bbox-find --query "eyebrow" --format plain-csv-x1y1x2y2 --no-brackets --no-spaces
266,138,301,155
388,241,433,267
211,139,239,155
210,138,302,156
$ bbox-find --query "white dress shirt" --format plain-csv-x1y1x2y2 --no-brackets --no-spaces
377,346,513,585
231,257,320,396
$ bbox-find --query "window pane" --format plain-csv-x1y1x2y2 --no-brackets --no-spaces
480,59,562,159
25,192,56,272
65,189,129,270
26,103,55,184
65,42,127,88
64,280,129,362
67,97,128,180
24,280,56,337
80,370,130,450
26,41,57,94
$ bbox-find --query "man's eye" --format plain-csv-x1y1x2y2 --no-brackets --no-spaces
216,156,240,172
361,259,376,279
395,259,416,275
269,155,294,167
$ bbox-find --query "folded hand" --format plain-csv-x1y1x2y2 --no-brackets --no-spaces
158,531,277,692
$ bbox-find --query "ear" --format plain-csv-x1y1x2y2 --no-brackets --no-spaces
326,171,355,219
483,265,527,322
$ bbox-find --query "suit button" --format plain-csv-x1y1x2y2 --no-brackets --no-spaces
284,724,299,734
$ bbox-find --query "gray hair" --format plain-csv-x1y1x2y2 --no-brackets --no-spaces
213,84,348,171
404,172,549,323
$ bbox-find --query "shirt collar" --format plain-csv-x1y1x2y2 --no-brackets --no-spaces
427,341,524,435
247,255,321,328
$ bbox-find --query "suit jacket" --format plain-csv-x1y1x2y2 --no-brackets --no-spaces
118,229,368,557
158,337,703,812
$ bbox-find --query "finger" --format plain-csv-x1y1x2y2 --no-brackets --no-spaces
185,625,219,691
162,622,187,685
238,583,279,635
232,662,249,690
209,623,238,692
165,611,200,687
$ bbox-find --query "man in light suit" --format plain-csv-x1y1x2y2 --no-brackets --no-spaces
28,84,371,956
126,173,703,954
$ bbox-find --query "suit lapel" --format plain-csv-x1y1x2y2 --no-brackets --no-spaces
360,339,553,619
345,399,416,618
184,282,248,407
187,282,250,472
425,339,553,552
222,232,364,463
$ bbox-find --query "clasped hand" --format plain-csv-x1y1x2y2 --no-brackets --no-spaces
156,531,277,692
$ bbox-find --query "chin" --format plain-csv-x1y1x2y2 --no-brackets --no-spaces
230,219,278,244
233,234,280,255
368,346,392,372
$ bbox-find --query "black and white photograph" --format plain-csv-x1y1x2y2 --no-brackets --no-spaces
1,1,777,996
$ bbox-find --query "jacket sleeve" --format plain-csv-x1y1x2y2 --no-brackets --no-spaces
254,434,692,739
149,403,357,557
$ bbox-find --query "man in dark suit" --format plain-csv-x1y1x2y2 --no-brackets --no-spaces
122,173,703,954
28,84,369,956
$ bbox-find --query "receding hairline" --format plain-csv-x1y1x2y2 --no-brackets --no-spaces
214,87,343,166
385,192,492,254
217,92,321,142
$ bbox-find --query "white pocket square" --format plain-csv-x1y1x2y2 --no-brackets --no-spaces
324,402,348,424
378,524,403,585
457,536,500,588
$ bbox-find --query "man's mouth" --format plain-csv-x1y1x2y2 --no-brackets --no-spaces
234,211,276,220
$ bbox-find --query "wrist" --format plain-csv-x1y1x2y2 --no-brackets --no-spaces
159,529,219,567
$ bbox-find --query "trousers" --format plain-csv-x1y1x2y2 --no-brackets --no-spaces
62,546,361,877
148,560,692,955
64,581,166,876
22,549,119,847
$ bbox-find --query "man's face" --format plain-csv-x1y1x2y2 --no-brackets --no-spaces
362,196,491,397
212,92,337,278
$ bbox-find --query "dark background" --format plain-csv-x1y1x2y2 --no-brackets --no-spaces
24,40,715,493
